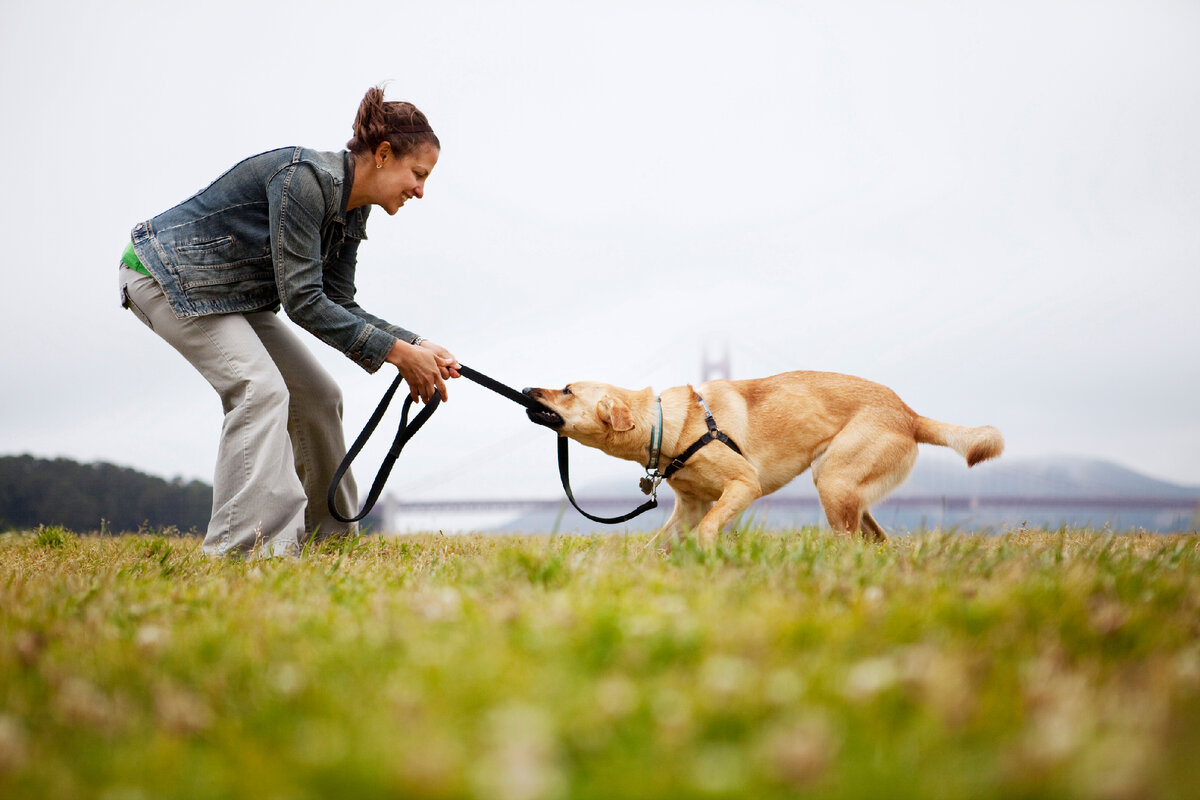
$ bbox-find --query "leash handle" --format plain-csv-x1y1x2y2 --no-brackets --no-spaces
328,363,520,524
328,374,441,524
557,436,659,524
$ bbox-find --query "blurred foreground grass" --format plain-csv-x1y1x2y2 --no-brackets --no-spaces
1,527,1199,800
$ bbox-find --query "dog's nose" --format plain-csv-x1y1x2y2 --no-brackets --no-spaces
522,387,536,396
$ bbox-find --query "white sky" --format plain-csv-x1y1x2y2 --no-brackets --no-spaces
1,0,1198,501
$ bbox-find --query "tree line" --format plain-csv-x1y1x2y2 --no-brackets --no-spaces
0,455,212,533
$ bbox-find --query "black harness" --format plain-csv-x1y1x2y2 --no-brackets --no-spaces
329,371,745,527
662,392,744,480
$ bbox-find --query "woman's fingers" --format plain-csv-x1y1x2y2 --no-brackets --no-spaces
394,340,460,402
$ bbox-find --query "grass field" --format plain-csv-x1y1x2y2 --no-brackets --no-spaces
2,526,1199,800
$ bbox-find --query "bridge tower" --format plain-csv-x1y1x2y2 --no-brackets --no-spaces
701,346,731,382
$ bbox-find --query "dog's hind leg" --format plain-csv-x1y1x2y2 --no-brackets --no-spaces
815,485,889,542
815,480,867,538
861,510,888,543
813,425,915,541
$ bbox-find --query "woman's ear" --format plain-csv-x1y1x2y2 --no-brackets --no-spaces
374,141,393,164
597,396,634,432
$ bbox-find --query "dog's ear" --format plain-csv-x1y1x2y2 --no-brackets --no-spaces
597,396,635,432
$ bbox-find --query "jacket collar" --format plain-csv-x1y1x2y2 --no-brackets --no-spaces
341,151,370,239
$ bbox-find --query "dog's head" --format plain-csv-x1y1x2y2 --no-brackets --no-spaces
523,381,652,458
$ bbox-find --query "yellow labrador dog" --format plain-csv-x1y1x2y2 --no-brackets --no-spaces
525,371,1003,546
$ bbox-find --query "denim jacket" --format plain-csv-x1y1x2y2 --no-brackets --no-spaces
130,147,418,373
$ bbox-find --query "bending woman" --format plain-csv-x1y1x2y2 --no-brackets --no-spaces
118,86,459,557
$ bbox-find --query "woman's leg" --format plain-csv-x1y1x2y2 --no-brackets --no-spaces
119,265,306,557
245,312,359,542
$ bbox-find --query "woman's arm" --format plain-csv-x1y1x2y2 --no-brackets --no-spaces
268,162,400,372
269,162,457,399
325,211,459,401
322,230,423,345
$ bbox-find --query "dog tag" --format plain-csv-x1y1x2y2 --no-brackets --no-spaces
639,476,654,495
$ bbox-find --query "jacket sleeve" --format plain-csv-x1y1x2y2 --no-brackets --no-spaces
322,226,421,348
268,162,402,373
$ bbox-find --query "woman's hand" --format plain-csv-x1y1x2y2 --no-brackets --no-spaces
418,340,461,381
385,339,460,403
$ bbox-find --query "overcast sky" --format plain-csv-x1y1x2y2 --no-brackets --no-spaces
2,0,1198,503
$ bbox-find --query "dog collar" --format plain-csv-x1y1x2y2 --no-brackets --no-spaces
639,397,665,496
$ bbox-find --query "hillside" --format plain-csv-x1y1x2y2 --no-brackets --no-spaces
0,455,212,533
785,453,1200,500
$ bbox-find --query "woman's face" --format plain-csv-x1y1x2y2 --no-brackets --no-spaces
374,142,439,215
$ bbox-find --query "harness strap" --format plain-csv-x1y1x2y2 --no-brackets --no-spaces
661,393,744,480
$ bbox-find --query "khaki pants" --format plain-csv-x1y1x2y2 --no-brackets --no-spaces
119,265,358,557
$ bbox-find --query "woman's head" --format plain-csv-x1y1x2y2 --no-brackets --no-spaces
346,85,440,160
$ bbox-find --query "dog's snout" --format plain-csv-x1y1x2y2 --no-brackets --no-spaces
523,387,565,429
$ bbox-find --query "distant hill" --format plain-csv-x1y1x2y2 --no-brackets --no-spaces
0,454,390,536
0,455,213,533
782,453,1200,500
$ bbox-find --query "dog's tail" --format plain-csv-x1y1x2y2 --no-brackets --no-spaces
915,417,1005,467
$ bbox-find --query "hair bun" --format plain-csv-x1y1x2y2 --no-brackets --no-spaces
347,84,439,158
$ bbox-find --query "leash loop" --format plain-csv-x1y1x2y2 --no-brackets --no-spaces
328,374,441,523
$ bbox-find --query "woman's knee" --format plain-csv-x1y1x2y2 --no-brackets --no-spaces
303,370,344,414
221,370,291,416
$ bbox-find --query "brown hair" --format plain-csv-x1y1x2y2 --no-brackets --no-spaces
346,85,440,158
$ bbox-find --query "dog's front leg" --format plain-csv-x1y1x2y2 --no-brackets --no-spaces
696,479,761,547
652,494,710,552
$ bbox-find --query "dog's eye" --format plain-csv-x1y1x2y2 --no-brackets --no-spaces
562,386,572,396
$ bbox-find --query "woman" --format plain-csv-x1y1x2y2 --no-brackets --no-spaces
118,86,459,557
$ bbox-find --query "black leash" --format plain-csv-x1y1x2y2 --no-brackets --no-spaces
327,372,440,524
328,365,661,525
556,436,659,524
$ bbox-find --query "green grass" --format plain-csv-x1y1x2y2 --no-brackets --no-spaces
1,527,1198,800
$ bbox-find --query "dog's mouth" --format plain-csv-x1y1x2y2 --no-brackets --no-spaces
522,389,564,429
525,406,564,429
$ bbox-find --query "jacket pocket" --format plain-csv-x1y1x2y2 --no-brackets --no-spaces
176,235,234,254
